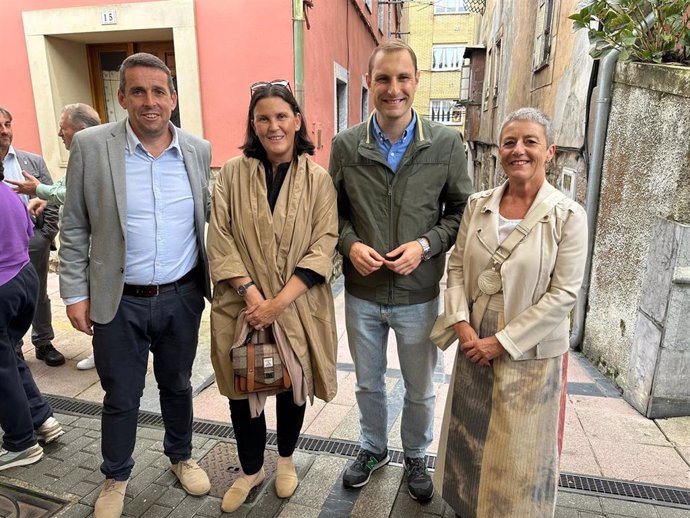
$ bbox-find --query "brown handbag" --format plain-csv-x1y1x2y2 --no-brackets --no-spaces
231,327,292,394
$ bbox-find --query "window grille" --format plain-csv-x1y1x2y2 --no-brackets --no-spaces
429,100,465,125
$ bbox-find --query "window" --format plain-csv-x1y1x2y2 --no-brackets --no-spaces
334,63,349,133
460,61,471,101
434,0,466,14
533,0,555,70
378,1,385,33
361,84,369,121
432,45,466,71
429,100,465,125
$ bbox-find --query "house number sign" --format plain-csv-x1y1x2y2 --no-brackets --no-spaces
101,9,117,25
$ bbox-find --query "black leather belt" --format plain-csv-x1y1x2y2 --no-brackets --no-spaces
123,268,198,297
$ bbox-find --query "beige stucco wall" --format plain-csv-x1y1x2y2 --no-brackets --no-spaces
583,62,690,387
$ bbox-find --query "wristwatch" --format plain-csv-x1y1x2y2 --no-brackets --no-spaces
236,280,255,297
416,237,432,261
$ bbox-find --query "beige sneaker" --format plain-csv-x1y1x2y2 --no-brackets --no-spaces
94,479,128,518
222,468,265,513
171,459,211,496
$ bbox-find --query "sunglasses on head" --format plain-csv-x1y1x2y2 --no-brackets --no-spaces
250,79,292,95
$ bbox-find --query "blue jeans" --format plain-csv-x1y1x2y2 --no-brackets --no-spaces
345,292,438,458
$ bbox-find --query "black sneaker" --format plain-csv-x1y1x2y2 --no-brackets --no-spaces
404,457,434,502
342,448,390,488
35,344,65,367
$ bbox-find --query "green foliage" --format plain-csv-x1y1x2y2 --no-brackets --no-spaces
569,0,690,65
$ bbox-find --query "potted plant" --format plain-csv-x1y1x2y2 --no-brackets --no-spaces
569,0,690,64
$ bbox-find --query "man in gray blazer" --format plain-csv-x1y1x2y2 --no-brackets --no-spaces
59,53,211,518
0,107,64,366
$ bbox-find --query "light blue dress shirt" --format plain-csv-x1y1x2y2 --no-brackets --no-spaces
2,146,29,206
371,112,417,172
123,122,198,285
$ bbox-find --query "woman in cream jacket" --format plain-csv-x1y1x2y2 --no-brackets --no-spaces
434,108,587,518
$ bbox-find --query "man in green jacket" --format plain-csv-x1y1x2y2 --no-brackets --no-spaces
329,40,473,502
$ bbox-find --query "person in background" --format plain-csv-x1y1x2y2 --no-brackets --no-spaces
0,159,65,472
207,80,338,513
0,107,63,366
7,103,101,371
434,108,588,518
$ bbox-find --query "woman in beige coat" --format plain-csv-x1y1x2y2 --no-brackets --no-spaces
433,108,588,518
207,81,338,513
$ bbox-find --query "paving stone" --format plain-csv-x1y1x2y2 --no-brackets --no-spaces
278,503,320,518
132,438,157,458
50,434,98,461
126,482,168,517
601,497,661,517
557,491,604,513
194,496,224,518
578,514,606,518
140,504,173,518
155,485,188,508
138,427,166,441
289,455,348,509
72,416,102,431
55,502,93,518
554,508,580,518
132,449,165,477
50,466,94,493
350,463,403,517
85,430,101,439
165,494,206,517
53,413,81,426
129,466,166,497
66,480,100,498
655,507,690,518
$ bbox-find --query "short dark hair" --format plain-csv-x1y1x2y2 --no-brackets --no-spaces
63,103,101,130
368,39,418,76
119,53,175,94
241,85,315,160
0,107,12,121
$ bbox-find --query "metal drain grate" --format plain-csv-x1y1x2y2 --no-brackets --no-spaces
560,473,690,506
46,394,690,508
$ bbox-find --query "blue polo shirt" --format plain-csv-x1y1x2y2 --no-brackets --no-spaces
371,112,417,172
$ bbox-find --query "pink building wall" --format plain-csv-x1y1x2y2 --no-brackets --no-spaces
1,0,393,168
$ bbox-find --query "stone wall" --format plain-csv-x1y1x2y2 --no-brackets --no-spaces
583,62,690,389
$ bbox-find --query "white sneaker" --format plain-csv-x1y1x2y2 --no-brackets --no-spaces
77,354,96,370
36,417,65,444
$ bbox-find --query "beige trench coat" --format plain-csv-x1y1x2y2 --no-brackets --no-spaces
207,154,339,402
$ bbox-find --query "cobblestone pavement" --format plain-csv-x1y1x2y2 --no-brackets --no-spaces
1,412,689,517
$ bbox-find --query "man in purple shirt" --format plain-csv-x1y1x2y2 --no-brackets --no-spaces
0,160,64,472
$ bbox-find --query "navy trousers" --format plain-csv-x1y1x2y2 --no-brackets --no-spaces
0,263,53,451
93,277,205,480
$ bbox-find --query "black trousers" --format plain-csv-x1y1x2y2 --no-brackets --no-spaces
18,231,54,349
229,391,306,475
0,264,53,451
92,277,204,480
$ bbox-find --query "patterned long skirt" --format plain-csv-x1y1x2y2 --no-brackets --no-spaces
434,302,568,518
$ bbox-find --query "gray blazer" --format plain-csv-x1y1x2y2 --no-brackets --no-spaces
59,119,212,324
15,149,59,240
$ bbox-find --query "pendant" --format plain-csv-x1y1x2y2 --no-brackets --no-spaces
478,268,502,295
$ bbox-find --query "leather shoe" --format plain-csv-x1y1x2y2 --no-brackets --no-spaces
94,479,128,518
275,458,299,498
35,344,65,366
222,468,265,513
171,459,210,496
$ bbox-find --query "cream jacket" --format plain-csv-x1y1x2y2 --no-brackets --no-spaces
441,180,588,360
207,154,339,401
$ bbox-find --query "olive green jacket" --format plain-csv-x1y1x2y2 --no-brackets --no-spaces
329,111,473,305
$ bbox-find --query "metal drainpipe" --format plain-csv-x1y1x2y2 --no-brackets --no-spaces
569,12,656,349
293,0,306,109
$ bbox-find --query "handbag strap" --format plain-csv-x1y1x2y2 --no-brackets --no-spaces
471,190,564,303
487,190,564,270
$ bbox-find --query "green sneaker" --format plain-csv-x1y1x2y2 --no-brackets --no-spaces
0,443,43,471
342,448,390,488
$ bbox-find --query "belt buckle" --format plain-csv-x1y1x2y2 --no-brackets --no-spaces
153,284,160,296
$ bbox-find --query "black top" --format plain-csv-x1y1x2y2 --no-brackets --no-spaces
261,158,325,289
